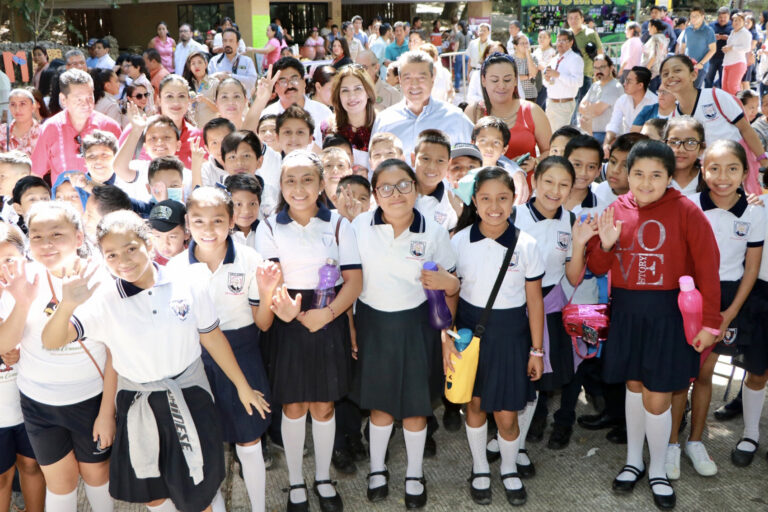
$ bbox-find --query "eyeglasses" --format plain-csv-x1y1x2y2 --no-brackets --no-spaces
666,138,702,151
277,76,302,87
132,93,148,99
376,179,414,198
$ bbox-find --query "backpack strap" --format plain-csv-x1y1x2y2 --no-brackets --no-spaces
711,87,745,124
568,211,576,227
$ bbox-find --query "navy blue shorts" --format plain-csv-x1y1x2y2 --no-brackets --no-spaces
0,423,36,473
20,393,110,466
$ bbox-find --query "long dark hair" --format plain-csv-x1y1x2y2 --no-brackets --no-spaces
182,51,209,90
269,23,284,43
455,167,516,233
90,68,115,103
332,37,351,60
481,53,518,115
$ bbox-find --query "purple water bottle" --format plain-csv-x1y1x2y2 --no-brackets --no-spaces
312,258,340,311
423,261,453,330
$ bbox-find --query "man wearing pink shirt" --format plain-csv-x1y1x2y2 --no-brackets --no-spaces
31,69,121,183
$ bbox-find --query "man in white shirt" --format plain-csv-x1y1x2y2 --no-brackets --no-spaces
207,28,257,96
260,57,332,148
174,23,209,74
544,29,585,131
604,66,658,153
371,50,473,156
86,39,115,70
356,50,403,111
506,20,522,55
465,23,493,71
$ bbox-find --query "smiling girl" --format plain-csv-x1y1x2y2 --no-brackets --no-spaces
181,52,219,127
214,78,248,129
663,116,706,197
586,140,722,510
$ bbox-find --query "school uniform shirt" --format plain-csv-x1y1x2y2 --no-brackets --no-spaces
0,356,22,428
0,262,108,406
231,221,259,250
167,238,262,329
671,88,743,145
570,182,605,217
351,208,456,312
669,173,701,197
594,181,619,208
586,188,722,329
127,159,194,201
261,97,333,149
452,221,544,309
692,192,765,281
0,197,20,229
71,264,219,384
758,193,768,282
255,204,361,290
94,171,150,202
415,181,458,231
513,200,573,289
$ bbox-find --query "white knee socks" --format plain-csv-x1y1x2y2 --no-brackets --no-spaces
498,433,523,491
312,414,337,498
146,498,179,511
83,482,113,512
236,443,266,512
368,422,393,489
617,389,645,482
465,422,490,489
282,412,307,502
403,426,426,495
646,407,673,496
516,396,538,466
45,488,77,512
740,385,766,451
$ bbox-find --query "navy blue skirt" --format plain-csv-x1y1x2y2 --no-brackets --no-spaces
351,301,442,420
456,299,536,413
268,288,351,404
713,280,748,356
734,279,768,375
202,323,271,443
603,288,699,392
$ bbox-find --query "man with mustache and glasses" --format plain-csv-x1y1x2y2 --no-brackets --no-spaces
208,28,257,96
578,54,624,144
259,57,332,148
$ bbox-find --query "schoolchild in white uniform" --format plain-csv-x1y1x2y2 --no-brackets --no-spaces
0,201,113,512
594,133,646,208
167,187,276,512
0,223,45,512
412,130,459,231
350,158,459,509
449,167,545,507
666,141,765,480
255,150,363,512
730,173,768,468
663,116,705,198
41,210,269,512
512,156,598,455
226,174,263,250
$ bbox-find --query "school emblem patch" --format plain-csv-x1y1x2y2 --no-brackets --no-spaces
723,327,738,345
557,231,571,251
508,252,519,269
733,221,750,238
410,240,426,257
170,299,190,321
702,103,717,120
322,232,334,247
434,212,447,225
227,272,245,293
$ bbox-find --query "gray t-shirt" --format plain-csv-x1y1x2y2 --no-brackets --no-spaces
453,30,469,52
584,78,624,132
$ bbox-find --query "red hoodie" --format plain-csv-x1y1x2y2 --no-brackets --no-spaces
587,188,722,330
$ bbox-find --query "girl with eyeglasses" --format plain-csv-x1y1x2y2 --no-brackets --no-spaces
350,158,458,509
663,116,706,197
661,54,768,195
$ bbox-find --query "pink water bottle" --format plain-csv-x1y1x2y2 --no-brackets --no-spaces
678,276,703,346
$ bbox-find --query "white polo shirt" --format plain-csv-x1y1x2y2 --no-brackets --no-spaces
693,192,766,281
72,264,219,384
0,262,107,406
758,194,768,281
671,88,743,145
670,173,700,198
167,237,262,330
452,221,544,309
513,200,573,288
232,220,259,250
352,208,456,312
0,358,22,427
260,96,333,149
570,183,605,217
256,205,361,290
415,181,458,231
594,181,619,208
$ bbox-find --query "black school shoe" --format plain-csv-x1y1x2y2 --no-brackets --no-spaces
577,412,620,430
547,424,572,450
347,435,367,462
366,469,390,502
313,480,343,512
284,483,309,512
443,404,463,432
467,471,492,505
649,477,676,510
332,448,357,475
715,397,743,421
516,448,536,478
731,438,759,467
500,473,527,506
612,464,646,493
527,414,547,443
404,476,427,509
424,435,437,458
606,424,627,444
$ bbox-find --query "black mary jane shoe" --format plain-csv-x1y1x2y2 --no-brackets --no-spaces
731,438,759,467
313,480,343,512
404,476,427,509
516,448,536,478
611,464,646,493
649,477,676,510
500,472,527,506
366,469,390,502
284,483,309,512
467,471,492,505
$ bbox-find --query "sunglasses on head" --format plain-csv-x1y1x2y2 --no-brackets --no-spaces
75,134,83,155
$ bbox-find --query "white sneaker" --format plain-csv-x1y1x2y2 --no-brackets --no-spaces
665,444,681,480
685,441,718,476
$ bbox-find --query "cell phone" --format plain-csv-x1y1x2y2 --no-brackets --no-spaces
516,153,531,165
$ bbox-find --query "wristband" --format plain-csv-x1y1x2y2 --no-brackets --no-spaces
530,348,545,357
759,152,768,161
703,327,721,336
327,304,336,320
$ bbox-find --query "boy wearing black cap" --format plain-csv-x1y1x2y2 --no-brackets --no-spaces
149,199,188,265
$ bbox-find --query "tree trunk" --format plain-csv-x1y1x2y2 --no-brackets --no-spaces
440,2,460,21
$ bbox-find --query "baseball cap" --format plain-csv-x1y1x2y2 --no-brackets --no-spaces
87,38,98,47
149,200,186,232
450,143,483,162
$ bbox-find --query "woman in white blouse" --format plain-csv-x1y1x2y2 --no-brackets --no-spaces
723,12,753,95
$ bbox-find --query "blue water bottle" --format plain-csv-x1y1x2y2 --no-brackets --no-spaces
312,259,340,330
423,261,453,330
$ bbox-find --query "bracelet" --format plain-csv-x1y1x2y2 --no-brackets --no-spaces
327,304,336,320
759,152,768,161
703,327,721,336
529,348,545,357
